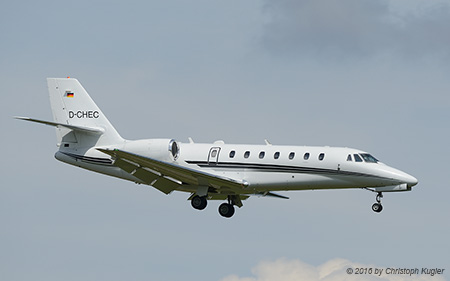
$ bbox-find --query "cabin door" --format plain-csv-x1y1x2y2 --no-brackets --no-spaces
208,147,221,165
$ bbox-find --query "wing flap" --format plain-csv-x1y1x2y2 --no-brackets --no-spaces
114,158,139,173
132,168,160,184
151,177,181,194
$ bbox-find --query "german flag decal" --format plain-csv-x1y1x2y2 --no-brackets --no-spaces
66,92,74,98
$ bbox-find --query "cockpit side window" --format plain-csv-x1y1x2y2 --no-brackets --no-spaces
360,153,378,163
347,154,352,161
354,154,363,162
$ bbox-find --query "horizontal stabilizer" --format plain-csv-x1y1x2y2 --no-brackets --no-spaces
14,116,105,134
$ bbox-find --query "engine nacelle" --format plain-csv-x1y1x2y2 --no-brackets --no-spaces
123,138,180,161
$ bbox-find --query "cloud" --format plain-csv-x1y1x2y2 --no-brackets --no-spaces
220,258,447,281
261,0,450,60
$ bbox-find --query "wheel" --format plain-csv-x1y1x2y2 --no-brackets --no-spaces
372,203,383,213
191,195,207,210
218,203,235,218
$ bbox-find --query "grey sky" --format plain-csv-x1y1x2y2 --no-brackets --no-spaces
1,1,449,280
262,0,450,60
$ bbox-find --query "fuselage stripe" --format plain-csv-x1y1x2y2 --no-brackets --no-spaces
61,152,113,165
185,160,388,180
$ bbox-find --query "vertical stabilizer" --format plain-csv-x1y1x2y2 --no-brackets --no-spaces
47,78,123,147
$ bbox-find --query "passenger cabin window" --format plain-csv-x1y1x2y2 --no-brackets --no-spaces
244,151,250,158
304,152,310,160
354,154,363,162
289,152,295,160
259,151,265,159
360,153,378,163
318,153,325,161
347,154,352,161
229,150,235,158
274,152,280,159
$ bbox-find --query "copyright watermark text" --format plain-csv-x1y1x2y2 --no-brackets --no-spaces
346,267,445,277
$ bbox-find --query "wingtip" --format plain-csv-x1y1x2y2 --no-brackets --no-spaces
258,191,290,199
13,116,29,120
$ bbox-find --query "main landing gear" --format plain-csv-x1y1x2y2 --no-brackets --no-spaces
218,202,235,218
191,195,207,210
371,192,383,213
190,195,238,218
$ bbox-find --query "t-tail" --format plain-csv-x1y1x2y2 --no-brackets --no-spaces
16,78,124,150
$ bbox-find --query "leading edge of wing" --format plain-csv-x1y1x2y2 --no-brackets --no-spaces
97,148,248,191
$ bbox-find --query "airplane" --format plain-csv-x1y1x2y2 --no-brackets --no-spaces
16,78,418,218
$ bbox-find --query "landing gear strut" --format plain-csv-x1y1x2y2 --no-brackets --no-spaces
371,192,383,213
191,195,207,210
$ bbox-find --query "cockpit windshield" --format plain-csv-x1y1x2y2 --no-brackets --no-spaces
360,153,378,163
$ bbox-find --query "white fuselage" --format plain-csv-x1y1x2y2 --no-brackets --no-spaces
55,138,418,195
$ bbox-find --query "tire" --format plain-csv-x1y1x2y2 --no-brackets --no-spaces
191,195,207,210
372,203,383,213
218,203,235,218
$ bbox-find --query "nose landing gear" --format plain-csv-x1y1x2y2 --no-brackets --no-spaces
372,192,383,213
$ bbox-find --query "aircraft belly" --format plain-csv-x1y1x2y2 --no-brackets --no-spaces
242,171,390,191
55,151,142,184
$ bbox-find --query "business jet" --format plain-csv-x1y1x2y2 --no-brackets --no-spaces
16,78,418,218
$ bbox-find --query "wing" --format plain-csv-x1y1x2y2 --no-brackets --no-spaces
97,148,249,198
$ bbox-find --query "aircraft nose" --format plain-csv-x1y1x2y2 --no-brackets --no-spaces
405,174,418,187
396,169,418,187
381,165,418,187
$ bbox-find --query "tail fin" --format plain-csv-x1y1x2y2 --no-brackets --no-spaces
47,78,123,147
